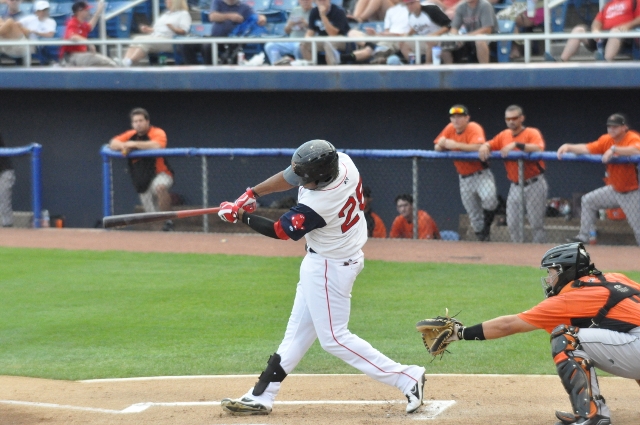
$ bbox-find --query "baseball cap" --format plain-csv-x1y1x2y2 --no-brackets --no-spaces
449,104,469,116
606,113,628,127
34,0,50,10
72,1,91,13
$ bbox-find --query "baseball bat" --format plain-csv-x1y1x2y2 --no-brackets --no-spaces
103,207,221,229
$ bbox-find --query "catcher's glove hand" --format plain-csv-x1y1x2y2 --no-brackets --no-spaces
416,308,464,358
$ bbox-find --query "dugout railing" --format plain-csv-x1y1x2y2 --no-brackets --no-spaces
0,143,43,228
100,146,640,245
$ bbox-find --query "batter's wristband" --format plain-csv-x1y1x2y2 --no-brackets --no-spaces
462,323,486,341
515,143,526,151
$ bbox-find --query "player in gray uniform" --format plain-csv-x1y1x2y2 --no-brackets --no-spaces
429,242,640,425
217,140,426,416
0,134,15,227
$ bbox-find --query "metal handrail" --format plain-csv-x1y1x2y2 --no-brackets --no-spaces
2,30,640,67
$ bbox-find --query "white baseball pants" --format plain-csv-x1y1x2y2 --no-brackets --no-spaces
276,251,424,395
0,169,15,227
459,170,499,233
138,173,173,213
506,175,548,243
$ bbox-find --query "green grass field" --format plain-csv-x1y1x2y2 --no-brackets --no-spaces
2,247,638,381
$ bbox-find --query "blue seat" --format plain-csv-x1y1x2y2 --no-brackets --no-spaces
264,22,287,36
493,0,512,12
549,0,569,33
359,21,384,33
105,1,134,38
33,24,67,64
440,230,460,241
270,0,298,13
496,19,516,63
201,10,211,23
0,4,7,15
190,23,213,36
19,2,34,13
51,1,73,26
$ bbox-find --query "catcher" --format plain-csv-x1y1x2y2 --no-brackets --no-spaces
417,242,640,425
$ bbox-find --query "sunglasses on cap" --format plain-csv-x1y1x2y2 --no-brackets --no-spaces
449,107,467,115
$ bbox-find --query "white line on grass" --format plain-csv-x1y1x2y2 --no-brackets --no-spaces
0,399,455,418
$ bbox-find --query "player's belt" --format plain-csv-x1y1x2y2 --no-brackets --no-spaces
514,173,543,187
461,169,485,179
305,244,317,254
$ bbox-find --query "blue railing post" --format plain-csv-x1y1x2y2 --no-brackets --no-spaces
31,143,42,228
102,147,112,218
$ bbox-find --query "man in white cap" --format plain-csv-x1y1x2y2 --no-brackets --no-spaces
18,0,56,62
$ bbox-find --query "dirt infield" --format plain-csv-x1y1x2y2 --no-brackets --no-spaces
1,228,640,425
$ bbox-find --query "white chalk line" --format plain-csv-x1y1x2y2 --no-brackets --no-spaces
0,398,456,419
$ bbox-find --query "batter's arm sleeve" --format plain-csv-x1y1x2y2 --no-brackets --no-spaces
241,212,281,239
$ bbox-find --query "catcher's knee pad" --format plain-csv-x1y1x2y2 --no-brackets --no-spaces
551,326,597,419
252,353,287,396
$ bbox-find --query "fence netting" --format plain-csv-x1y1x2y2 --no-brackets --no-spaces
104,148,640,246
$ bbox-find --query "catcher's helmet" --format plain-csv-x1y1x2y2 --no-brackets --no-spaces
540,242,591,297
283,140,339,189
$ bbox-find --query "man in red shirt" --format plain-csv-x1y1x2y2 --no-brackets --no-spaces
61,1,116,66
558,0,640,61
109,108,175,231
434,105,499,241
479,105,548,243
389,194,440,239
557,113,640,246
431,242,640,425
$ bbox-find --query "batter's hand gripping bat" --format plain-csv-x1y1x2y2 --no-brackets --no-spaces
103,207,221,229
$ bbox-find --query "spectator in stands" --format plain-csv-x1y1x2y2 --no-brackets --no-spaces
496,0,545,59
0,14,28,59
120,0,191,67
61,1,117,67
434,104,499,241
109,108,175,231
349,0,393,23
554,0,640,62
362,0,411,63
264,0,313,65
0,134,15,228
301,0,350,64
1,0,25,20
557,113,640,246
363,186,387,238
442,0,498,64
182,0,266,64
479,105,548,243
18,0,56,61
390,194,440,239
403,0,450,64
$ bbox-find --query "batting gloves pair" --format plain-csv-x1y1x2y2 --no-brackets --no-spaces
218,187,259,223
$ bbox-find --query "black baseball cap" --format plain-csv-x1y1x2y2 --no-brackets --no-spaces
72,1,91,13
449,104,469,116
606,113,628,127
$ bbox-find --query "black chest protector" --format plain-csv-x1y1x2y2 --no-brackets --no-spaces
570,272,640,332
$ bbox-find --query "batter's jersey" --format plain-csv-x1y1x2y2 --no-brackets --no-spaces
276,152,368,259
518,273,640,333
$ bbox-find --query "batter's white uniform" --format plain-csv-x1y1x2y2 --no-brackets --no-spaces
246,152,425,406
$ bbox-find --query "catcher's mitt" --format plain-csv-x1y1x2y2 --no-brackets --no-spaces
416,309,464,357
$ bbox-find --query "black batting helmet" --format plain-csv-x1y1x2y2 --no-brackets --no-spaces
283,140,339,189
540,242,591,297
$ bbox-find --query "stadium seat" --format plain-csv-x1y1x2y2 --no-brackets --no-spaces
359,21,384,33
105,1,134,38
201,10,211,23
493,0,512,12
270,0,298,14
50,2,73,26
190,23,213,36
263,22,287,37
549,0,569,33
496,19,516,63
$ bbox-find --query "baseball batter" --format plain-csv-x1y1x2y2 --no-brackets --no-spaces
479,105,548,243
434,104,499,241
557,113,640,246
217,140,426,416
429,242,640,425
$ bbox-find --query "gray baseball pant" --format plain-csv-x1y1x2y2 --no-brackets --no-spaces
459,170,499,233
577,185,640,245
506,175,548,243
0,169,15,226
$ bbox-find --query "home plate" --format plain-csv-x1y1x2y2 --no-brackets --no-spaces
414,400,456,420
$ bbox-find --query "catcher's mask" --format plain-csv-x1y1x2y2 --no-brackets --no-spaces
283,140,339,190
540,242,591,298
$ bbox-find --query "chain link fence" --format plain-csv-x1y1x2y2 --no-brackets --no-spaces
101,147,640,246
0,143,42,228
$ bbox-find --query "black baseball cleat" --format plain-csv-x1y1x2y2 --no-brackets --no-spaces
405,373,426,414
220,397,272,416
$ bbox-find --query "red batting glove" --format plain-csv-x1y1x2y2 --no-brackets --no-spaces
218,201,240,223
234,187,258,213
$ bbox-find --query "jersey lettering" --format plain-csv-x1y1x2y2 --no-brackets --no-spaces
338,178,365,233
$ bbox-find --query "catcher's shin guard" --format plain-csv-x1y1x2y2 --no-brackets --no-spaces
252,353,287,396
550,325,600,420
